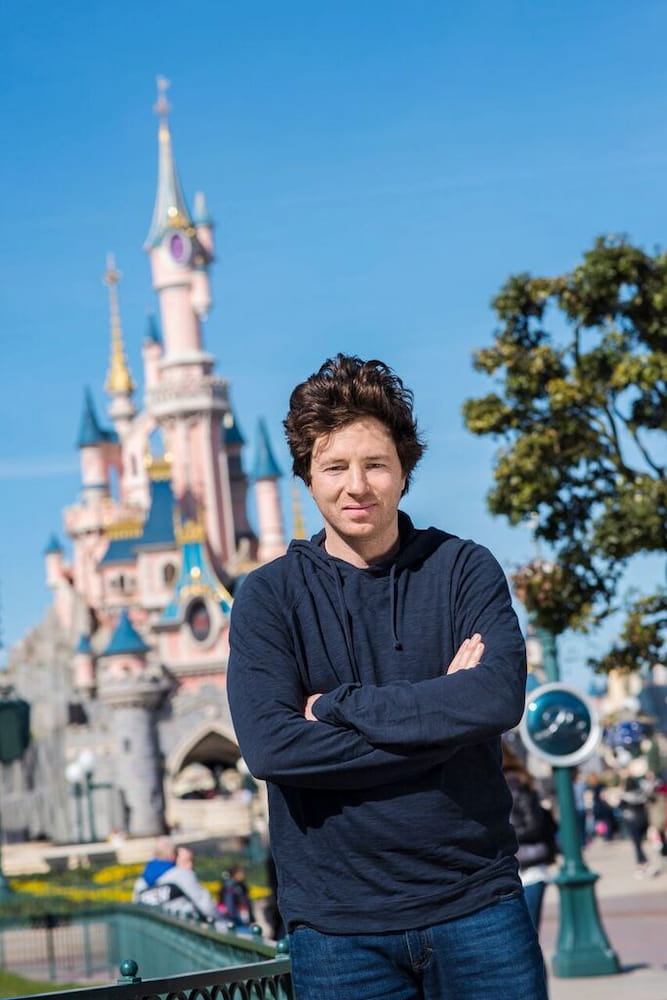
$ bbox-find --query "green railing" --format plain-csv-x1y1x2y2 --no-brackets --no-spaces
7,956,293,1000
0,905,292,997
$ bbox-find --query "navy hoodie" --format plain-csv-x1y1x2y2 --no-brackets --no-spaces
227,512,526,933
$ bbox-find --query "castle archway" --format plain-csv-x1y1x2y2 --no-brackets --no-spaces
164,723,253,836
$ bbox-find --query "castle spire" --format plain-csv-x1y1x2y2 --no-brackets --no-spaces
292,480,307,540
144,76,193,249
104,254,135,397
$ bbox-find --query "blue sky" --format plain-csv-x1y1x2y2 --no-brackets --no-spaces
1,0,665,683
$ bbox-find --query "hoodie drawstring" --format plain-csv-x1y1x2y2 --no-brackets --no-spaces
331,562,361,682
389,563,402,651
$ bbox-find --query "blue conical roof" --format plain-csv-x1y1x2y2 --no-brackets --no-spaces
44,533,63,555
223,409,245,447
136,478,176,548
144,95,193,249
252,418,282,480
193,190,213,226
76,388,118,448
145,312,162,345
75,633,93,655
101,609,151,657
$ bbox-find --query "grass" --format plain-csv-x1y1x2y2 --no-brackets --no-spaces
0,970,81,998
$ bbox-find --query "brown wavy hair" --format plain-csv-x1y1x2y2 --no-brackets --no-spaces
284,354,426,493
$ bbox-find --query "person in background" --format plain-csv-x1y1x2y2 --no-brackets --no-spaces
219,863,256,930
133,843,219,923
619,775,656,878
645,771,667,861
502,743,557,931
132,836,176,900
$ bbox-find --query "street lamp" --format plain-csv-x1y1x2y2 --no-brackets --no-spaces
65,759,86,844
0,685,31,899
65,751,105,843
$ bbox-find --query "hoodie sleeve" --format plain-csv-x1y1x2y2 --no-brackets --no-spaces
227,571,457,790
312,544,527,749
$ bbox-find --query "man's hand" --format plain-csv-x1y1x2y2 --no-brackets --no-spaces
447,633,484,674
305,693,322,721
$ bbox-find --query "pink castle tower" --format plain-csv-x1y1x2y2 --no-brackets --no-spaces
143,77,235,570
253,418,286,561
21,82,291,843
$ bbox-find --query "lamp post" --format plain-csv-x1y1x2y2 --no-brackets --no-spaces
78,750,98,844
0,685,31,899
511,556,620,977
65,751,110,843
532,627,620,977
65,760,86,844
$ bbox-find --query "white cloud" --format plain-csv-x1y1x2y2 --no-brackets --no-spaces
0,456,79,481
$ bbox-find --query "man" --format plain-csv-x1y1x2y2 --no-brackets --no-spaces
228,354,547,999
132,835,176,898
133,841,219,924
219,863,256,930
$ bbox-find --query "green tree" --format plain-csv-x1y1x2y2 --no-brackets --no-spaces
462,236,666,670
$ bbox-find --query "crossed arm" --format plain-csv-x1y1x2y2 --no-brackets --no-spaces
228,549,525,789
304,632,485,720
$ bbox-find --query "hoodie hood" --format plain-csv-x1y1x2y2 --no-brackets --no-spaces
287,511,452,671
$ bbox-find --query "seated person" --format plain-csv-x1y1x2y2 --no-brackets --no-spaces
134,843,219,924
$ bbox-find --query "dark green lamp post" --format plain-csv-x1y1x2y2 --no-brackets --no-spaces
525,628,620,977
0,685,31,899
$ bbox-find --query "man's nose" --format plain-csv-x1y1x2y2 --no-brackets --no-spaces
345,466,368,495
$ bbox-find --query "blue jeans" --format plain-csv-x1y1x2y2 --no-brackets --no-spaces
522,879,547,931
289,893,548,1000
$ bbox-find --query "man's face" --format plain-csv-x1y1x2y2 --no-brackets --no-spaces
309,417,406,565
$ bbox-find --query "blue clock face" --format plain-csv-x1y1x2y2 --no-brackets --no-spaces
520,683,600,767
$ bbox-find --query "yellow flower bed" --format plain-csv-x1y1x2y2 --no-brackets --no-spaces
13,863,268,906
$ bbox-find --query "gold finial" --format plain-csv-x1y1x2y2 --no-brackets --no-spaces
292,480,307,540
104,253,135,396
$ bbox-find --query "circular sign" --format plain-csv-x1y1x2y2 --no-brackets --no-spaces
520,682,600,767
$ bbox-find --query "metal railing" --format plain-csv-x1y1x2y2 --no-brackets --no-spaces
7,956,293,1000
0,904,292,997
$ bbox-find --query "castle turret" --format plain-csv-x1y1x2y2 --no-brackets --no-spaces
74,633,95,696
144,76,212,363
142,313,163,395
44,534,74,630
44,534,64,588
77,388,118,505
223,410,255,547
104,254,136,439
98,609,166,836
253,419,286,562
143,77,234,570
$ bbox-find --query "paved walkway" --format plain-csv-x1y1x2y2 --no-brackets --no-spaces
541,838,667,1000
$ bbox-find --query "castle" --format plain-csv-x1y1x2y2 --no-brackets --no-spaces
3,81,293,844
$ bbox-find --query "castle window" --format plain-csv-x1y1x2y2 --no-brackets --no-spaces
187,599,211,642
163,562,177,586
